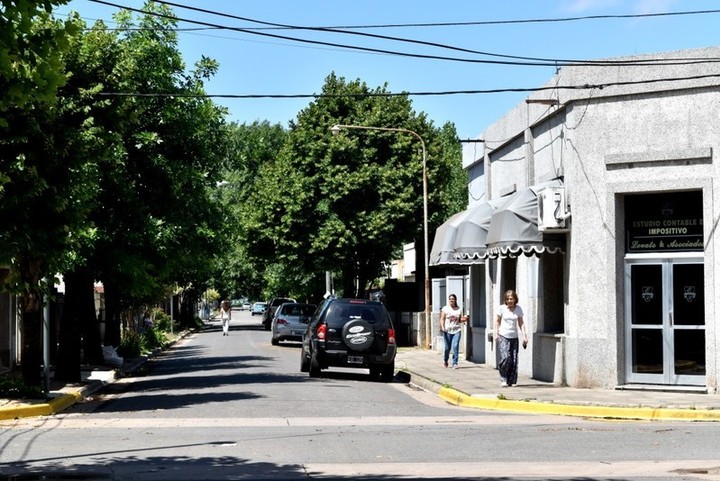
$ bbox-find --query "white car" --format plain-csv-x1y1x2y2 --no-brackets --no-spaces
271,303,317,345
251,302,267,316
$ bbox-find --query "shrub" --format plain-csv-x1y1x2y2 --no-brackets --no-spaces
152,308,172,332
0,374,44,399
141,325,166,350
117,329,143,358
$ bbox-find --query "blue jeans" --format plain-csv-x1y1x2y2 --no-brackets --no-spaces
443,330,461,366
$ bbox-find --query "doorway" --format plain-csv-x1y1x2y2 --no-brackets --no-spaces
624,256,705,386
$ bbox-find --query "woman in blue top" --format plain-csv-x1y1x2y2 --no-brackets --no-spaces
494,289,529,387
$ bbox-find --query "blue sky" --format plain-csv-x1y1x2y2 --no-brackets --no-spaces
55,0,720,140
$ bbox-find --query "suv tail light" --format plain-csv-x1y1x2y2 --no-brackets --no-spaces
388,328,396,345
317,323,327,340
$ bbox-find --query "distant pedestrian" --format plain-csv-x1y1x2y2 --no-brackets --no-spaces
439,294,468,369
494,289,528,387
220,300,232,336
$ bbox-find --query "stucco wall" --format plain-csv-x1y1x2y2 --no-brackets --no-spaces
477,46,720,390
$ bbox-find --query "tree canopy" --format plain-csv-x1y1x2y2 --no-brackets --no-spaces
240,73,465,300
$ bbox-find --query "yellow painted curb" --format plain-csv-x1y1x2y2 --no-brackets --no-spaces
0,392,82,421
438,387,720,422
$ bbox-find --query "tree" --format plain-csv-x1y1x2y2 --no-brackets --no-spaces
0,4,88,386
243,73,464,300
78,3,230,346
212,121,288,301
0,0,73,126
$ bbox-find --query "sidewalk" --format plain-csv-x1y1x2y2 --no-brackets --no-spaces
2,343,720,422
396,347,720,421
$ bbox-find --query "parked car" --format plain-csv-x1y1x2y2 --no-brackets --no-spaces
271,302,317,345
262,297,296,330
300,297,396,382
240,302,252,311
251,302,267,316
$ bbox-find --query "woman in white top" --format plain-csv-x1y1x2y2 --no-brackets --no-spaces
220,300,232,336
439,294,468,369
494,289,528,387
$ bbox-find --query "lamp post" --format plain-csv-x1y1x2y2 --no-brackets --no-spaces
330,124,431,349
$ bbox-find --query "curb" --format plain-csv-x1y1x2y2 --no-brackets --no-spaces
0,329,194,421
399,369,720,422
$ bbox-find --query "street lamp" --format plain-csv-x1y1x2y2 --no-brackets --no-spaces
330,124,431,350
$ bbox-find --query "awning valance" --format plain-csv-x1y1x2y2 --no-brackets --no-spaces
429,199,499,266
430,178,567,265
429,208,474,266
482,178,565,258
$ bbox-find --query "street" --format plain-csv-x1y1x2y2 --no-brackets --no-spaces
1,310,720,480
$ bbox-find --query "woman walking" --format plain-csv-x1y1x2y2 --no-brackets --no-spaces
494,289,528,387
220,300,232,336
439,294,467,369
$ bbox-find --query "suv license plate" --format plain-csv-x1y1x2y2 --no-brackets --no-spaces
347,355,364,364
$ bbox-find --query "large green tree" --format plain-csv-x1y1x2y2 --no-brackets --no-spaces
76,4,230,348
213,121,288,301
0,2,89,386
244,73,464,301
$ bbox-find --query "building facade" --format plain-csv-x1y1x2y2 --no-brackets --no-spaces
431,47,720,392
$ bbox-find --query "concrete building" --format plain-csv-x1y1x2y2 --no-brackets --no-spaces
431,46,719,392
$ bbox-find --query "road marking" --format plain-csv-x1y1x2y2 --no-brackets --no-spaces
302,460,720,478
0,413,573,429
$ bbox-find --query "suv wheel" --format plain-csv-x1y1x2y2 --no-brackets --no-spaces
341,319,374,351
379,362,395,382
300,349,310,373
309,352,321,378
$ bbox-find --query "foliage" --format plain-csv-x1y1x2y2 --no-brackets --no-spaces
241,73,464,300
82,3,231,311
151,307,172,332
0,373,45,399
203,288,221,303
141,323,166,350
211,121,288,301
117,329,143,358
0,0,75,128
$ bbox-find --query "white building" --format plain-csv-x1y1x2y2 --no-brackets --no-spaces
431,46,720,392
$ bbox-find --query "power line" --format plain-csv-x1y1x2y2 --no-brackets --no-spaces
86,0,720,68
95,72,720,100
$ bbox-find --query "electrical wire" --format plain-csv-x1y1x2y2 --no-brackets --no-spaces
86,0,720,68
95,72,720,100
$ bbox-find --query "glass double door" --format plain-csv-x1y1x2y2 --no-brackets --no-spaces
625,257,705,386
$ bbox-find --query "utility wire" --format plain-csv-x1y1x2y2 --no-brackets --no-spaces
87,0,720,68
96,72,720,100
241,9,720,30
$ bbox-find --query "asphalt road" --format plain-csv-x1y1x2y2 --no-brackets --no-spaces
1,310,720,480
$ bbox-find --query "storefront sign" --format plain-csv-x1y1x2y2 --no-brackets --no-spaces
625,191,703,253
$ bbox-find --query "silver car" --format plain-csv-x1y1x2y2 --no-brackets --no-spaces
271,302,317,345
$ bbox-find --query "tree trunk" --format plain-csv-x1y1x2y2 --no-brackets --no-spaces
20,291,43,387
53,269,82,382
341,263,357,298
77,266,104,365
179,291,196,328
103,280,122,348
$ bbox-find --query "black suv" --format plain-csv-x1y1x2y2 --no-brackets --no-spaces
262,297,296,330
300,297,396,382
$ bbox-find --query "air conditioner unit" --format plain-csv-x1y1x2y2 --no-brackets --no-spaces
537,186,570,231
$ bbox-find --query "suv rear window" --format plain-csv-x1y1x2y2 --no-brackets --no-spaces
325,303,386,329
